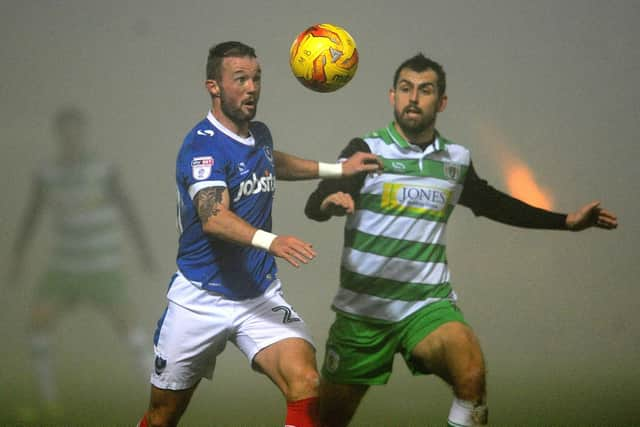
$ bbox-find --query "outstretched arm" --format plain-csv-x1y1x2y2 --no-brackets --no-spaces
460,163,618,231
273,149,381,181
194,186,316,267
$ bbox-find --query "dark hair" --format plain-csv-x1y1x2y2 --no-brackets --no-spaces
393,53,446,97
206,41,257,81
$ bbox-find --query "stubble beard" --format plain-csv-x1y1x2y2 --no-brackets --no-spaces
394,107,436,141
219,89,258,126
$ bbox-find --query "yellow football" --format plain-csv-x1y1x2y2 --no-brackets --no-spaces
289,23,359,92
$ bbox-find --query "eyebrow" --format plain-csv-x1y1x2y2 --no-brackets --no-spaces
231,69,261,77
398,79,435,89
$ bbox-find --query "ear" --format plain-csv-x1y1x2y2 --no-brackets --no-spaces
206,79,220,97
388,87,395,106
437,94,448,113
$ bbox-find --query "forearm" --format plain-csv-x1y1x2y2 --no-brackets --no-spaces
473,192,567,229
273,150,319,180
201,206,263,246
273,150,344,181
460,164,567,229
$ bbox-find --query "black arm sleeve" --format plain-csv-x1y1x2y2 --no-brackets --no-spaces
304,138,371,222
459,162,568,230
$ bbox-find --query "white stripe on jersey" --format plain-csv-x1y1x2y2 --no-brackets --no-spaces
346,209,448,246
188,180,227,199
342,248,450,285
332,287,457,322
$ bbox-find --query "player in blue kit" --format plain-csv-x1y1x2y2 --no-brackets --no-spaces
137,42,381,427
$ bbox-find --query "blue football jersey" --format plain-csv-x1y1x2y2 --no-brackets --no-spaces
175,112,277,299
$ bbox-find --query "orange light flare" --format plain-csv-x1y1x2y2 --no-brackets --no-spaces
478,123,554,210
503,158,554,210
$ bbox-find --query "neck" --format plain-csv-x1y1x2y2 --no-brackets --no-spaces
394,122,436,148
211,107,249,137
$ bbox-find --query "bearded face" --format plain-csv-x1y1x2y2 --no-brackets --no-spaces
390,68,446,142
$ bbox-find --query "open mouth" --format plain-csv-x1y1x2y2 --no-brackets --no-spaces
404,109,421,117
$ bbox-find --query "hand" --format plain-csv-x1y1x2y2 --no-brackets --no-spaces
270,235,317,268
341,152,383,176
566,201,618,231
320,192,355,217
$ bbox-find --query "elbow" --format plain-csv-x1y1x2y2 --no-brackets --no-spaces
304,200,330,222
199,209,230,238
201,220,224,238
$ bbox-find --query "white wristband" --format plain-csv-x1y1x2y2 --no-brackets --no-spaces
251,229,277,251
318,162,343,178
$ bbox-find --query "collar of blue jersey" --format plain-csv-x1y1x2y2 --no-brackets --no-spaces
386,121,447,151
206,111,256,147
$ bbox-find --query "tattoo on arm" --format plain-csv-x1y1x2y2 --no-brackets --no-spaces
196,186,225,223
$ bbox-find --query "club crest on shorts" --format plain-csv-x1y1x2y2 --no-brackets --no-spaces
325,348,340,373
154,355,167,375
191,156,214,180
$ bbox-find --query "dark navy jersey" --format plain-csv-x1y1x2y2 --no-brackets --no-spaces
175,111,277,299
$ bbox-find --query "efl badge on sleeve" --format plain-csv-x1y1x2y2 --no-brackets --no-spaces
191,156,214,180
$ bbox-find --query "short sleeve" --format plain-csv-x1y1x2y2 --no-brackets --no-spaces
178,136,229,200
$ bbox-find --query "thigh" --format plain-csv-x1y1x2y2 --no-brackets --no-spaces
233,280,315,365
322,313,397,386
318,380,369,427
400,299,468,375
252,337,318,400
236,282,317,399
409,320,485,386
152,278,233,390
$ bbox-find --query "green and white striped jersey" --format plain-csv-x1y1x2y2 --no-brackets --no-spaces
333,123,470,322
40,159,123,273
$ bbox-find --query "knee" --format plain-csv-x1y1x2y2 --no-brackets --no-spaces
285,366,320,401
454,363,486,402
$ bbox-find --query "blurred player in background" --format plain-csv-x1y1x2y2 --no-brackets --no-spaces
10,106,155,419
305,53,618,427
137,41,381,427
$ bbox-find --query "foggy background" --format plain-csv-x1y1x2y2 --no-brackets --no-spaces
1,0,638,425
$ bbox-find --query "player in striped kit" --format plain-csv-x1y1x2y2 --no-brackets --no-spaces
11,107,155,419
305,54,618,427
137,42,381,427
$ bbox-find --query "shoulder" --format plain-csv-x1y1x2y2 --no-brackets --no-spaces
338,137,372,158
179,120,226,159
438,133,471,164
249,121,272,144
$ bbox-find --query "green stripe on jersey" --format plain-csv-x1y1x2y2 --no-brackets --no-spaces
345,229,446,263
357,193,455,222
366,126,408,148
380,157,468,183
340,267,452,301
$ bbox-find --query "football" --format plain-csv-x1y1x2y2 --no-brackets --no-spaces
289,23,359,92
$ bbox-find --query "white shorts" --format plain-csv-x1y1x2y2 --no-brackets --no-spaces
151,271,314,390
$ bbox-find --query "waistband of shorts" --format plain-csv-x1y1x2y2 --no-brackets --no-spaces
174,270,281,300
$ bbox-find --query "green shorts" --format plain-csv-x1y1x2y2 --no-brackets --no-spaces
322,299,467,385
35,270,126,306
